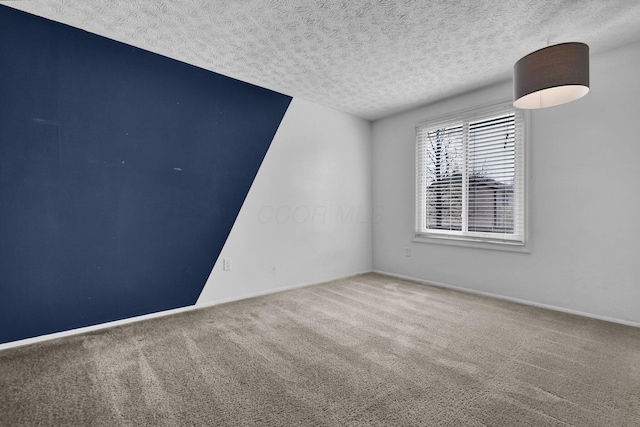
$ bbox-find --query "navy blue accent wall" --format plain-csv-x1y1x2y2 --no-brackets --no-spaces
0,6,291,344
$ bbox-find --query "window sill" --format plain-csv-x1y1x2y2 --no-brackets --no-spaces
413,234,531,253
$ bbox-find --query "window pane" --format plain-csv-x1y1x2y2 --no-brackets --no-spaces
425,126,463,231
468,114,515,233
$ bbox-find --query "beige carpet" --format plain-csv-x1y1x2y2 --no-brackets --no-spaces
1,273,639,426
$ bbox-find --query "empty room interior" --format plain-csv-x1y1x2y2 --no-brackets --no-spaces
1,1,640,426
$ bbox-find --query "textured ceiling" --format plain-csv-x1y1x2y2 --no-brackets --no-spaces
4,0,640,120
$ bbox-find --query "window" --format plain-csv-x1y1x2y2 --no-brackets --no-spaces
415,102,526,247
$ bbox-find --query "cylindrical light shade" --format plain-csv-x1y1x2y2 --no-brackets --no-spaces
513,42,589,109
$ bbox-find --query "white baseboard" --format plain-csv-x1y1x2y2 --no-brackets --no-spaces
373,270,640,329
194,269,373,310
5,268,634,351
0,305,197,351
0,270,372,351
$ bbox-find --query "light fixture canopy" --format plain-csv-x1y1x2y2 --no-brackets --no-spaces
513,42,589,109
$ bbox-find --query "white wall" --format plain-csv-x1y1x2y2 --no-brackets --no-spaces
198,98,372,305
372,41,640,325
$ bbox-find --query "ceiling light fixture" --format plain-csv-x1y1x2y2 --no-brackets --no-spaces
513,42,589,109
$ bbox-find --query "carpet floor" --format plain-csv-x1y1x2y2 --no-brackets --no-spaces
1,273,639,426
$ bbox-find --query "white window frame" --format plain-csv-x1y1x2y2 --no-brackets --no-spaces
414,100,529,252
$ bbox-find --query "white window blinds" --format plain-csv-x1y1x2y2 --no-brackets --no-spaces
415,102,526,245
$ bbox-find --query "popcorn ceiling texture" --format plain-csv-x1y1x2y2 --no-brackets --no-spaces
5,0,640,120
